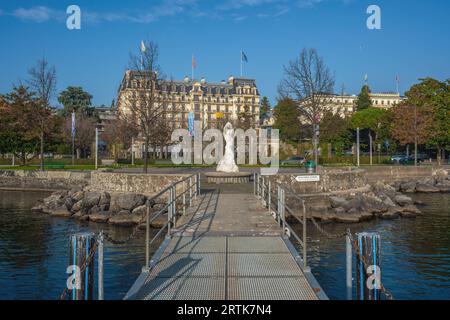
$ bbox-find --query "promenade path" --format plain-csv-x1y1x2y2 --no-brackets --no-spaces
124,182,324,300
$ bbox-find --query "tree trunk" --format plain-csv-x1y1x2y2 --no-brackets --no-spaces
143,138,149,173
40,129,44,171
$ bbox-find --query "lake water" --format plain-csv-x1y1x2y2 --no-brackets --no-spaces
0,190,152,300
301,193,450,300
0,190,449,300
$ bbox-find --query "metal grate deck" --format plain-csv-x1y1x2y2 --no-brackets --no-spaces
128,236,319,300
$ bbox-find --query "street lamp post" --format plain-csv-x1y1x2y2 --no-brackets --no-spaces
95,126,99,170
356,127,360,167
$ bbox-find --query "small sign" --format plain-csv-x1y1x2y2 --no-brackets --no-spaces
295,175,320,182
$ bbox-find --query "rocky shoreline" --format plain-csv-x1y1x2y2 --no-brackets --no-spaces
304,169,450,223
32,187,166,227
32,169,450,226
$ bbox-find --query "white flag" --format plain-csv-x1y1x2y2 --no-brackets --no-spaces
140,40,146,53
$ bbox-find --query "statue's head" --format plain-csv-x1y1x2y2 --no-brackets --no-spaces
224,122,233,131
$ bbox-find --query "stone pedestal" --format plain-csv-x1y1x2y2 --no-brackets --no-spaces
205,172,252,184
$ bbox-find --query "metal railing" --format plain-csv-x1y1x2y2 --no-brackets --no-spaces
253,173,308,271
59,173,201,300
253,172,394,300
143,173,201,269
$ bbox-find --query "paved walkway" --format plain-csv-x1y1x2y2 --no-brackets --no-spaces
125,182,322,300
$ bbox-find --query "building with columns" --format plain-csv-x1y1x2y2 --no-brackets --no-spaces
117,70,261,130
320,92,405,118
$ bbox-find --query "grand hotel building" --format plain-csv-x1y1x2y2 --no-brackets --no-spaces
117,70,261,130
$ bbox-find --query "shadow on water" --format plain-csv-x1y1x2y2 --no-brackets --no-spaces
0,190,161,300
291,193,450,300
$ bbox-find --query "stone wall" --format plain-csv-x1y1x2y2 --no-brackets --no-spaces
364,165,450,183
266,168,367,194
88,172,191,196
0,170,90,190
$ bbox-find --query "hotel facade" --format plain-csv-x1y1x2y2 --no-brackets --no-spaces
117,70,261,130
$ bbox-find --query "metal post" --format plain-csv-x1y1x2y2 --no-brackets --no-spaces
268,180,271,213
189,177,192,207
145,205,150,268
167,188,172,236
355,232,381,300
194,175,197,200
346,232,352,300
182,182,186,216
68,232,95,300
172,186,176,227
302,200,307,271
253,173,256,195
257,175,260,197
197,173,201,196
281,188,285,235
98,232,104,300
131,136,135,166
356,127,360,167
277,186,281,225
95,127,98,170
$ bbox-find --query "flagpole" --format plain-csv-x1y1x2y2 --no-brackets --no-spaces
71,111,75,166
192,54,194,81
396,76,400,95
240,50,243,77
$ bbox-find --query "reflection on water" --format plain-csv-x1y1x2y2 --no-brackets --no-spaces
0,190,161,300
293,193,450,300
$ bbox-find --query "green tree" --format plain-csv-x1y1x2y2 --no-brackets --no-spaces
260,96,270,122
0,86,41,165
319,111,352,154
350,107,390,152
405,78,450,164
58,86,94,116
273,98,301,142
355,85,372,111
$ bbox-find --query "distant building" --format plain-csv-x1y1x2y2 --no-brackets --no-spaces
298,92,405,121
117,71,261,130
95,102,117,132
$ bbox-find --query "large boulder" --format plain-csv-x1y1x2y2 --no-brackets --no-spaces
394,195,413,206
71,200,83,213
436,183,450,193
50,206,73,217
89,205,102,215
68,187,83,197
109,210,141,226
71,191,84,202
82,192,102,208
329,196,348,208
132,205,147,216
72,211,90,221
416,183,440,193
110,193,146,212
90,211,114,223
99,192,111,206
399,181,417,193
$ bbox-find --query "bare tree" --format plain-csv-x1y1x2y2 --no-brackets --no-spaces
28,57,57,170
278,48,335,165
102,116,138,161
122,41,166,172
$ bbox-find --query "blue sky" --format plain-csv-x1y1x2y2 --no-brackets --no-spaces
0,0,449,107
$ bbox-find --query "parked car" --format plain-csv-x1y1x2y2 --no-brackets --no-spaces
391,154,407,163
281,156,306,166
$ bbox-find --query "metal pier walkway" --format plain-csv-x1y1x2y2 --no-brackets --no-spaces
125,178,327,300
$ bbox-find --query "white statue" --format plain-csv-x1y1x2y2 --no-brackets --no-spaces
217,122,239,173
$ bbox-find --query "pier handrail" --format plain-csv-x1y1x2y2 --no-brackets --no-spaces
253,172,394,300
253,173,309,271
